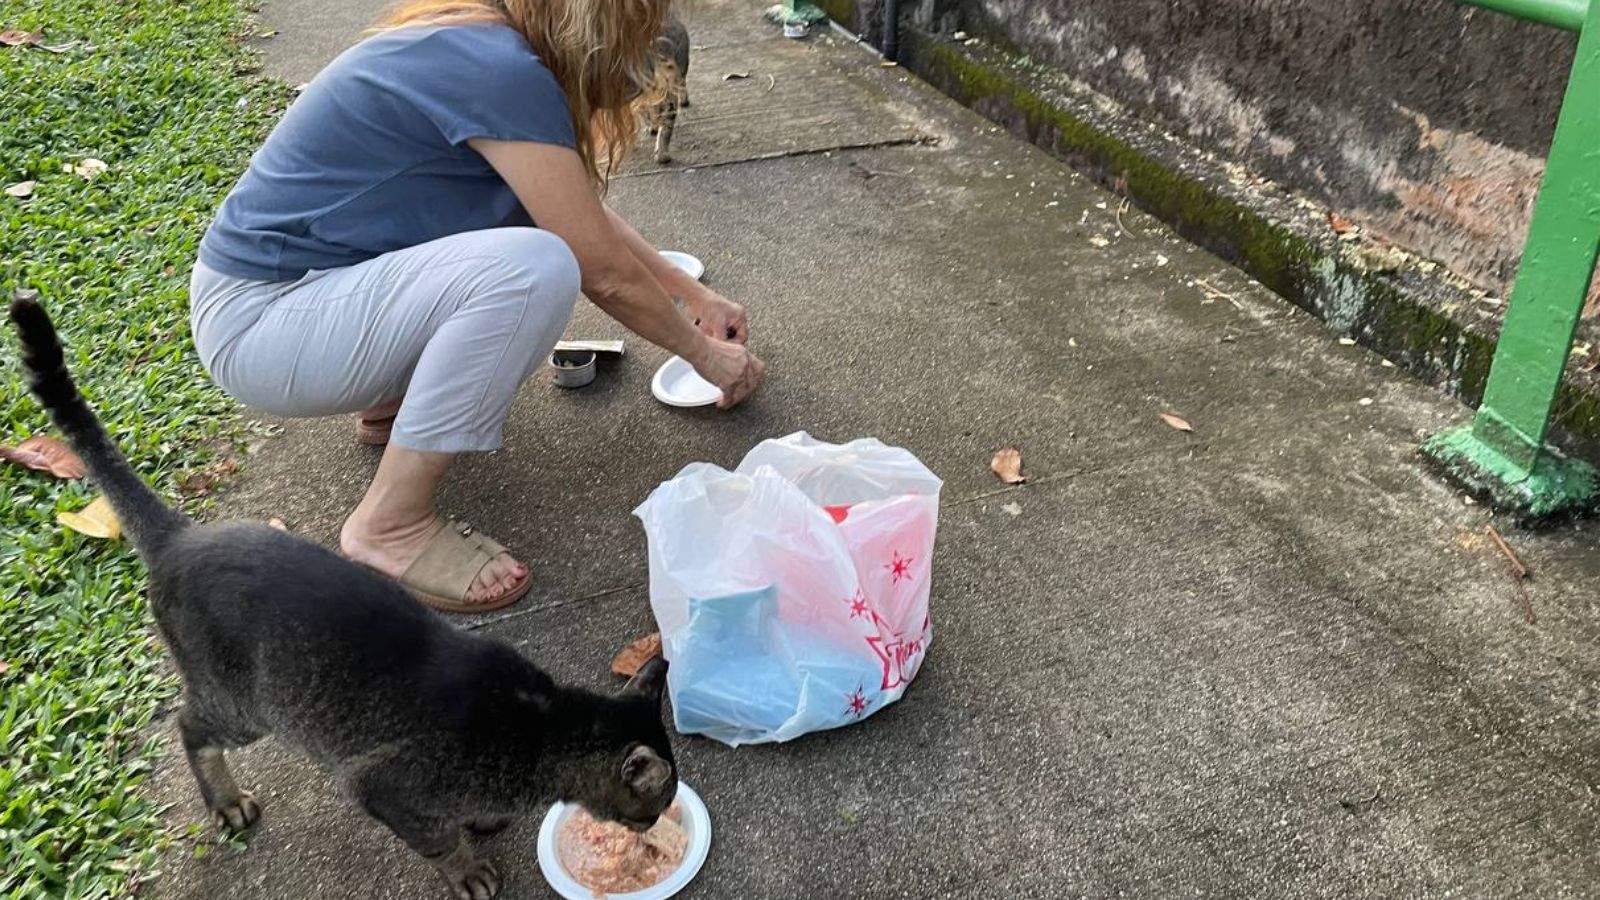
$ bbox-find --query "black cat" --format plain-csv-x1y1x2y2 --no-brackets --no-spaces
9,297,677,900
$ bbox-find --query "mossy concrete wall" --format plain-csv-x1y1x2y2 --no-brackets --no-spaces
819,0,1600,463
841,0,1593,308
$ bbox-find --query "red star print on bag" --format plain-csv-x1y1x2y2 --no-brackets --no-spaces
845,588,870,620
844,685,868,717
885,550,914,584
865,610,929,690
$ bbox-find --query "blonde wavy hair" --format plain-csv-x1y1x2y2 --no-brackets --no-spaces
376,0,673,185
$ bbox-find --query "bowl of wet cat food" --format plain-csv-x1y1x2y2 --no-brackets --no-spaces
537,782,711,900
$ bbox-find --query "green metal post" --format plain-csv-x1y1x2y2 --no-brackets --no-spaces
1458,0,1588,30
1424,0,1600,518
764,0,827,27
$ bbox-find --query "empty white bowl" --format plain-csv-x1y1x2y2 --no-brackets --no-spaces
651,356,723,407
537,781,712,900
659,251,705,281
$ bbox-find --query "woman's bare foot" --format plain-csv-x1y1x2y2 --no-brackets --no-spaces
340,510,527,605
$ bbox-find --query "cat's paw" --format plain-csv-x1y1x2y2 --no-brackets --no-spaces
211,792,261,832
447,859,501,900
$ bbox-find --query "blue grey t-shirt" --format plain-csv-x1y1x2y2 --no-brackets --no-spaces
199,25,576,282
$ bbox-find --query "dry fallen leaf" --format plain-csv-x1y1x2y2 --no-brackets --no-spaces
0,444,54,473
0,435,87,478
0,29,44,47
267,517,289,531
59,495,122,540
1327,212,1355,235
177,472,216,496
990,446,1026,484
1159,413,1194,432
73,157,108,180
5,180,35,199
611,632,662,677
176,456,239,496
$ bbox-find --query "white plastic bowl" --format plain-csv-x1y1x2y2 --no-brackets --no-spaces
651,356,723,408
537,782,712,900
659,250,705,281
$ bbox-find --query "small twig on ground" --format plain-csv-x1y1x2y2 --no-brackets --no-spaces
1483,524,1527,578
1484,523,1535,624
1195,278,1244,311
1115,198,1132,237
1512,579,1535,625
765,73,777,92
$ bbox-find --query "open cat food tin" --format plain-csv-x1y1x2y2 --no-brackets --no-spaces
550,349,597,389
537,781,712,900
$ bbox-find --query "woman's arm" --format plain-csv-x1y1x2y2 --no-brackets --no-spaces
470,138,763,408
603,205,749,345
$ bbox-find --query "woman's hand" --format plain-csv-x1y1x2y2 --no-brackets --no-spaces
687,289,750,345
470,140,767,409
688,335,765,409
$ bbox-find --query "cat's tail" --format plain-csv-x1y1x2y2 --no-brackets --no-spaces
9,296,189,556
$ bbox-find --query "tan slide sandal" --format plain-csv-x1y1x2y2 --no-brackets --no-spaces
355,414,395,446
398,520,531,613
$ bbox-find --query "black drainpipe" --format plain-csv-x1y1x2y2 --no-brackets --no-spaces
883,0,900,61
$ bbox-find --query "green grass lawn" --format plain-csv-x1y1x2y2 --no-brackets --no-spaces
1,1,287,895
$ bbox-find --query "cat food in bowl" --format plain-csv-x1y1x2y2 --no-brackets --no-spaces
537,782,711,900
551,349,597,389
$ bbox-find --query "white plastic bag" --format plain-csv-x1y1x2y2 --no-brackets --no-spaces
633,433,943,745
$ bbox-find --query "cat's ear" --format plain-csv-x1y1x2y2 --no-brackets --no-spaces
623,656,668,703
620,744,672,796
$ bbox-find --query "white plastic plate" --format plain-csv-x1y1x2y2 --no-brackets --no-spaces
651,356,723,408
537,781,712,900
659,250,705,281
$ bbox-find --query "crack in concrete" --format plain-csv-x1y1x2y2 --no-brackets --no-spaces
462,582,645,632
616,135,931,180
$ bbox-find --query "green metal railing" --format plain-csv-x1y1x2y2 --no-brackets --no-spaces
1423,0,1600,518
1464,0,1589,30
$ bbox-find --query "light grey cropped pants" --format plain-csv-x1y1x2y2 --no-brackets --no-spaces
190,228,581,453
